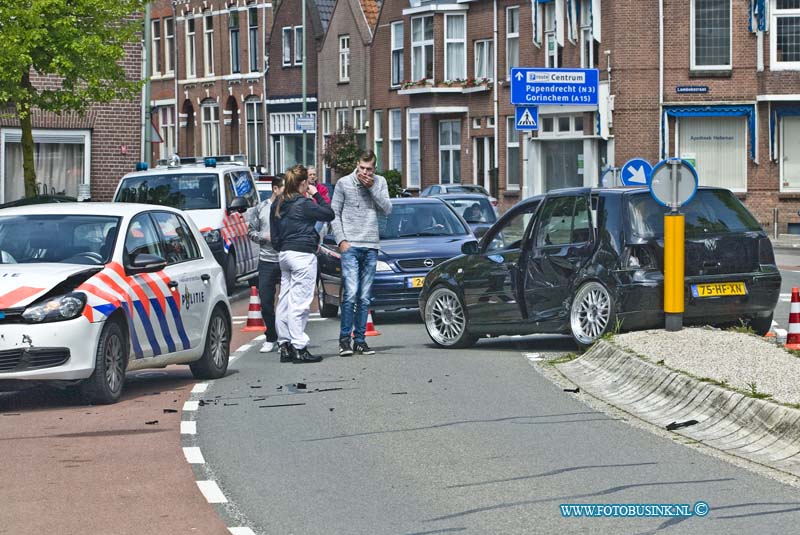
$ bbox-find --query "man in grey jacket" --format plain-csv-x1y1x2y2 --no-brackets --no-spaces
247,176,284,355
330,151,392,356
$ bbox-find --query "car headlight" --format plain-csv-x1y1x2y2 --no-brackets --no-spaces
375,260,393,272
22,292,87,323
202,229,221,244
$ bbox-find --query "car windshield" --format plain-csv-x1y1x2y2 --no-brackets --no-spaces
447,185,488,196
115,173,220,210
0,214,121,265
627,190,762,239
442,197,497,224
379,202,469,239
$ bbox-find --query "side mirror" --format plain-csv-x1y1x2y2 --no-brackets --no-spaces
127,253,167,274
474,226,490,240
228,196,248,214
461,240,479,255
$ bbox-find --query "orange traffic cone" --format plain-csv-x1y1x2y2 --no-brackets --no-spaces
364,310,381,337
786,287,800,350
242,286,266,332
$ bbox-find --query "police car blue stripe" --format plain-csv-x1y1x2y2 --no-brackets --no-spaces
93,303,116,318
120,302,143,358
150,297,177,353
166,295,191,350
134,301,162,356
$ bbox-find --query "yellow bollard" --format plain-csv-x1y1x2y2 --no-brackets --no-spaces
663,213,684,331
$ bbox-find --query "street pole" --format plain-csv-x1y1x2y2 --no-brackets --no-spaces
173,0,180,157
664,160,684,332
144,2,152,166
302,0,307,166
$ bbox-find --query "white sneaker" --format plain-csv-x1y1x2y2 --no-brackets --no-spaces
259,341,275,353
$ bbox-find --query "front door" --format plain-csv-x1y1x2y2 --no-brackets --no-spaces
523,194,594,323
474,136,496,195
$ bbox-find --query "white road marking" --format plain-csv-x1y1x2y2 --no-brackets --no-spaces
228,528,257,535
191,383,209,394
196,480,228,503
183,446,205,464
183,400,200,412
180,421,197,435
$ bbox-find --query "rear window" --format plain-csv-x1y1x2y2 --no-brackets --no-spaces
115,173,220,210
627,190,762,239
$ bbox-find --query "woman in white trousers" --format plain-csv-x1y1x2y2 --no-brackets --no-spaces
270,165,334,363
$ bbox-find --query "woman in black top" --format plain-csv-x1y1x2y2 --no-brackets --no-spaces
270,165,334,363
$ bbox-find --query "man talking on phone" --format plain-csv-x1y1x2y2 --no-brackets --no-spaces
330,151,392,356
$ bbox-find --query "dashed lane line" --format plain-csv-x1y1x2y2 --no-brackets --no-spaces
196,480,227,504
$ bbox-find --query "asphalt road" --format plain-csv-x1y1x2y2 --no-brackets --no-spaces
197,311,800,535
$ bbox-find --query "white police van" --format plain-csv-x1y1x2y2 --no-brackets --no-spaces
114,155,259,294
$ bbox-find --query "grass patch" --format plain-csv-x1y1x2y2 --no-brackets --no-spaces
600,317,624,341
727,320,756,336
548,353,579,366
697,377,729,389
746,381,772,400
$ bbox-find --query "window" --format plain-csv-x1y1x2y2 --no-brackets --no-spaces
677,116,746,191
506,117,520,190
484,201,539,253
354,107,367,149
152,20,162,75
165,17,174,74
336,108,349,132
294,26,304,65
691,0,731,70
474,40,493,80
439,120,461,184
506,6,519,77
579,0,595,68
125,214,164,260
535,196,589,248
782,116,800,189
186,17,197,78
374,110,384,169
282,27,292,66
152,212,201,264
411,16,433,81
445,14,466,80
391,21,404,86
771,0,800,68
159,107,176,160
538,114,584,137
389,109,403,172
322,109,331,135
545,4,558,67
246,100,264,167
203,13,215,76
201,103,220,156
229,11,240,74
249,7,259,72
339,35,350,82
408,113,420,187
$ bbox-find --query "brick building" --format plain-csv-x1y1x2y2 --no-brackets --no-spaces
317,0,379,181
0,44,142,203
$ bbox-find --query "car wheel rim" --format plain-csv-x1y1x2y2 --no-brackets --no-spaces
317,280,324,309
426,289,466,346
571,283,611,345
104,332,124,393
210,315,229,368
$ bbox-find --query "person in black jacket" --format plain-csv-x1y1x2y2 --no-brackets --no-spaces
270,164,334,363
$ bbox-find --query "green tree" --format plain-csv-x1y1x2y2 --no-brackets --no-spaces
323,126,361,177
0,1,147,197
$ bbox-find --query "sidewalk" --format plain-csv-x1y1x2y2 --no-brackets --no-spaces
770,233,800,251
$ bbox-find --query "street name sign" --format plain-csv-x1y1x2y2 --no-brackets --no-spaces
510,68,599,105
295,115,316,132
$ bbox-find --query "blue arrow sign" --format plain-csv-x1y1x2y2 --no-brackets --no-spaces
514,106,538,131
510,68,599,106
620,158,653,186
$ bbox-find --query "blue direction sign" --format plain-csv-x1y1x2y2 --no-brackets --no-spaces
510,68,599,105
514,106,538,131
620,158,653,186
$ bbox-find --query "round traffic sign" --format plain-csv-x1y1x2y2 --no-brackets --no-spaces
620,158,653,186
649,158,698,209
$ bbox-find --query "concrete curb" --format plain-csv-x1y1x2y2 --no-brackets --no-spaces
557,340,800,478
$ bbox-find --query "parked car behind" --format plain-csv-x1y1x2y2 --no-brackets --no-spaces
317,197,474,316
433,193,497,239
420,183,498,208
0,194,78,209
420,186,781,349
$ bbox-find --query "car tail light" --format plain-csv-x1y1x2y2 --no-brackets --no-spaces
622,244,658,270
758,237,776,265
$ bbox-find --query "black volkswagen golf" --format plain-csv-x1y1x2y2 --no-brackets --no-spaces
419,186,781,348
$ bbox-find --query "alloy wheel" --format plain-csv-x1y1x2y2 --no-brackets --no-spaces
425,288,467,346
104,332,124,394
209,314,229,368
570,282,612,346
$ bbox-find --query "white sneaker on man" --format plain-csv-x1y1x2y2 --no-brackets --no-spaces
260,341,275,353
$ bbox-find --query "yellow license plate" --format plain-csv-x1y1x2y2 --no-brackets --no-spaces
407,276,425,288
691,282,747,298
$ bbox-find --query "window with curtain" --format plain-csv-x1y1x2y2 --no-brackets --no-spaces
202,103,220,156
282,27,292,65
336,109,349,132
165,17,174,74
354,107,366,149
229,11,240,74
506,117,520,190
782,116,800,189
294,26,304,65
411,16,433,81
246,100,264,166
474,40,493,80
186,17,197,78
772,0,800,67
409,114,420,187
391,21,404,86
152,20,162,75
439,120,461,184
249,7,259,72
545,4,558,67
203,13,215,76
374,110,384,170
692,0,731,69
339,35,350,82
445,14,466,80
389,109,403,172
678,116,746,190
159,107,176,159
506,6,519,77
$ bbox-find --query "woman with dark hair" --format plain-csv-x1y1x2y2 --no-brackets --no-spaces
270,165,335,363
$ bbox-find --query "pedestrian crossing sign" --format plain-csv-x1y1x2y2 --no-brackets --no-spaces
515,106,538,131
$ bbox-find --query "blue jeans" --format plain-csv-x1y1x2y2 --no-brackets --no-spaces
339,247,378,343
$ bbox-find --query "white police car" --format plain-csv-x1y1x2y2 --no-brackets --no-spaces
0,203,231,404
113,154,259,295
